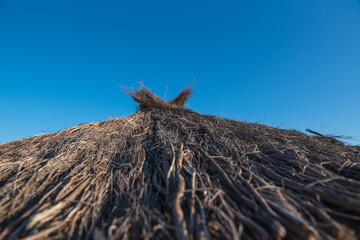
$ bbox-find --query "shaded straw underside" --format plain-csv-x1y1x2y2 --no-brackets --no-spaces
0,98,360,239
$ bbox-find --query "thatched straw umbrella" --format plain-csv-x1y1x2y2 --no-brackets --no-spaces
0,85,359,240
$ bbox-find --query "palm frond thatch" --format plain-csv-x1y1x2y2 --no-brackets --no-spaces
0,86,360,240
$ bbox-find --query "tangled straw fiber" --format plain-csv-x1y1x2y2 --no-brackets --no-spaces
0,85,359,240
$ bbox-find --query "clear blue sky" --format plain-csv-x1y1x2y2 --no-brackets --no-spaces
1,0,360,145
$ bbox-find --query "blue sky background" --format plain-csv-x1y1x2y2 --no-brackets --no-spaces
1,0,360,145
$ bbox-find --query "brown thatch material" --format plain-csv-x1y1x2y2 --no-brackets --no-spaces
1,86,360,240
123,83,193,111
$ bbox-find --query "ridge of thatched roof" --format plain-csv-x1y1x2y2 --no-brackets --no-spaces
0,90,360,240
124,83,193,110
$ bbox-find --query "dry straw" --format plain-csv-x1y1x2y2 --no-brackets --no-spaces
123,83,193,110
0,85,359,239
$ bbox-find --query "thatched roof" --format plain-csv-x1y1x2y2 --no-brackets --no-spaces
1,86,360,240
123,83,193,111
